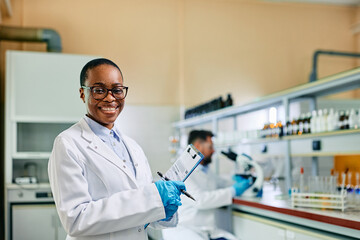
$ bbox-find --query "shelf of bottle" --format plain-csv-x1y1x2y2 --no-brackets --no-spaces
214,128,360,147
282,128,360,140
12,152,51,159
173,67,360,129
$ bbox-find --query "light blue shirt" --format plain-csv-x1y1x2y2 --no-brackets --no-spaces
84,116,136,177
200,164,235,197
199,164,209,173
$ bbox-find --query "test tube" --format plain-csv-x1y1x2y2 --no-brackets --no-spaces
356,173,360,195
330,175,338,194
347,172,353,193
355,173,359,205
341,172,346,194
299,167,304,193
308,176,313,193
315,176,320,193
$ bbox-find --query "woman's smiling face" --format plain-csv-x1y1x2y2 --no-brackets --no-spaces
80,64,125,129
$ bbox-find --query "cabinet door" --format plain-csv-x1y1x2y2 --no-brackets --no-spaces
57,220,67,240
12,204,65,240
286,230,319,240
233,215,286,240
6,51,95,119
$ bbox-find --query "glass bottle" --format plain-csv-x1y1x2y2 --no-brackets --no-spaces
334,110,340,131
339,110,345,130
269,122,275,138
349,108,357,129
291,118,298,135
261,123,268,138
311,110,317,134
316,109,323,133
277,121,284,137
286,120,292,136
298,113,305,135
224,93,233,108
322,109,328,132
344,110,350,130
327,108,336,132
303,112,310,134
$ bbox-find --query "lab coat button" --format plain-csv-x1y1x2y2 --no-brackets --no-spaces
94,146,97,149
135,163,138,167
138,228,141,232
123,165,126,168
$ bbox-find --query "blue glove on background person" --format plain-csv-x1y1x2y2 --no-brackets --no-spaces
232,174,248,183
155,180,186,220
232,177,251,196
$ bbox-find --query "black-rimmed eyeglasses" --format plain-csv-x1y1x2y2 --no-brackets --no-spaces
82,86,129,100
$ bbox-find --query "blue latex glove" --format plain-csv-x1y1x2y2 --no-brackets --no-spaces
232,178,251,196
155,180,186,220
232,175,247,183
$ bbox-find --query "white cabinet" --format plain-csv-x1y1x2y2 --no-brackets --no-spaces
5,51,96,185
5,50,97,240
233,212,347,240
233,213,286,240
12,204,66,240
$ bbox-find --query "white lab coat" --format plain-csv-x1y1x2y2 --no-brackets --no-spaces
162,166,239,240
48,118,176,240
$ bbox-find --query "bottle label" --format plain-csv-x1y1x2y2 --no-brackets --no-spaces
304,122,309,133
288,125,293,135
299,122,304,133
293,125,298,134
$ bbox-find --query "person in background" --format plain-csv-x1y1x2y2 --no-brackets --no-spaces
48,58,185,240
162,130,250,240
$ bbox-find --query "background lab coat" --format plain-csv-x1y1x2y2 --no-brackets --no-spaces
48,118,176,240
162,166,238,240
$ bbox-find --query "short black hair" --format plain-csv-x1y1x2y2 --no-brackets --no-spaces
188,130,214,145
80,58,123,86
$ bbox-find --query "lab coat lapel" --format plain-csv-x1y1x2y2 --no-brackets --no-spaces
80,119,138,185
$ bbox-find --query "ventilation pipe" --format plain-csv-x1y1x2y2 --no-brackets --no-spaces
0,25,62,52
309,50,360,82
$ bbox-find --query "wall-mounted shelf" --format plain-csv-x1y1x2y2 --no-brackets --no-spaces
173,67,360,129
172,67,360,191
215,128,360,147
282,128,360,140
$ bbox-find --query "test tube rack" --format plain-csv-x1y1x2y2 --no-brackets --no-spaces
291,188,348,212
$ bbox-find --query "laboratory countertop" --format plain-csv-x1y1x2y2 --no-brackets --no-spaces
232,183,360,237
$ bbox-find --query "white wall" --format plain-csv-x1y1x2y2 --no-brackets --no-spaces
118,104,180,178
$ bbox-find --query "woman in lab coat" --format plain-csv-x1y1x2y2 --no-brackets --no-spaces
162,130,250,240
48,58,184,240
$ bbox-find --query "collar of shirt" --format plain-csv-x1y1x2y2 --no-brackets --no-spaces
84,115,121,142
199,164,209,174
